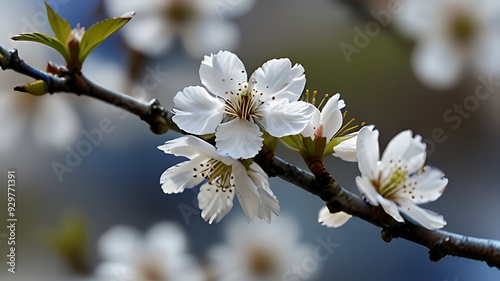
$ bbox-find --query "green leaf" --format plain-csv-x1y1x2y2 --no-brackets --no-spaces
12,32,69,61
78,11,135,63
45,2,72,43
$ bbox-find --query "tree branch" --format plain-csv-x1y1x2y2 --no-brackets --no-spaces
0,45,175,134
253,153,500,269
2,44,500,269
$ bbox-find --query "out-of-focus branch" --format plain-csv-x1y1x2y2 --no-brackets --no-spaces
1,44,500,269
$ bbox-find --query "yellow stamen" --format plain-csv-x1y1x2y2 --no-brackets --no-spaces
317,93,329,111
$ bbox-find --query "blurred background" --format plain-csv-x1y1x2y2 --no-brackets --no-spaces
1,0,500,280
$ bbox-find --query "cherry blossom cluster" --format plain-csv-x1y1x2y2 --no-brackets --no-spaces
159,50,448,230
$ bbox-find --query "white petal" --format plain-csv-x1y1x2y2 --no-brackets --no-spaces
121,15,173,56
396,167,448,204
95,262,138,281
160,157,206,194
0,93,27,152
215,118,263,159
393,0,435,38
158,136,201,159
104,0,163,17
33,96,80,150
97,225,141,263
198,183,235,224
199,50,248,98
248,163,280,223
249,58,306,102
355,176,380,206
412,39,465,89
380,130,426,175
232,162,260,223
301,107,320,138
213,0,256,19
145,222,187,255
333,134,358,162
356,125,379,180
172,86,225,135
396,198,446,230
318,206,352,228
260,100,315,137
159,135,233,164
474,35,500,77
320,94,343,141
378,195,405,223
182,20,240,58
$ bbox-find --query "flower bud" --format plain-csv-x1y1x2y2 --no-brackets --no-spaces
15,80,49,96
67,25,85,69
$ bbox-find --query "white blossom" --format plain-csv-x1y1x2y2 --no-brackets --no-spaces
207,216,315,281
301,93,358,161
96,222,203,281
172,50,315,159
0,3,80,152
104,0,255,57
355,126,448,230
394,0,500,89
158,135,279,223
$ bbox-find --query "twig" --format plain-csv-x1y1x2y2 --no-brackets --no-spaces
254,154,500,269
1,44,500,269
0,45,173,134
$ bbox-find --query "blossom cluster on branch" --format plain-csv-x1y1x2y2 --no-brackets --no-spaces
159,50,448,230
2,2,500,271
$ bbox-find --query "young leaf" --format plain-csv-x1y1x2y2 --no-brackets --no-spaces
12,32,70,61
45,2,72,44
78,11,135,63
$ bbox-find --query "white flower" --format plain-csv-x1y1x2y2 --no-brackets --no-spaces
318,206,352,228
104,0,254,57
355,126,448,230
158,135,279,223
173,50,315,159
394,0,500,89
301,93,358,161
207,216,315,281
96,222,203,281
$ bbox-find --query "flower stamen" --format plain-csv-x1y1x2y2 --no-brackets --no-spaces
224,83,263,123
196,159,233,190
335,113,365,138
379,162,409,198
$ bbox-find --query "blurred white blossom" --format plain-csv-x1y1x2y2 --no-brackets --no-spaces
207,216,314,281
104,0,255,58
394,0,500,89
96,222,203,281
0,3,80,153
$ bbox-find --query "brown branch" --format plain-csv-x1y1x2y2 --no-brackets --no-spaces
0,45,174,135
254,154,500,269
2,44,500,269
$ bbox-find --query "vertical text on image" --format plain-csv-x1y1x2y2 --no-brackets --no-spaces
6,170,17,274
